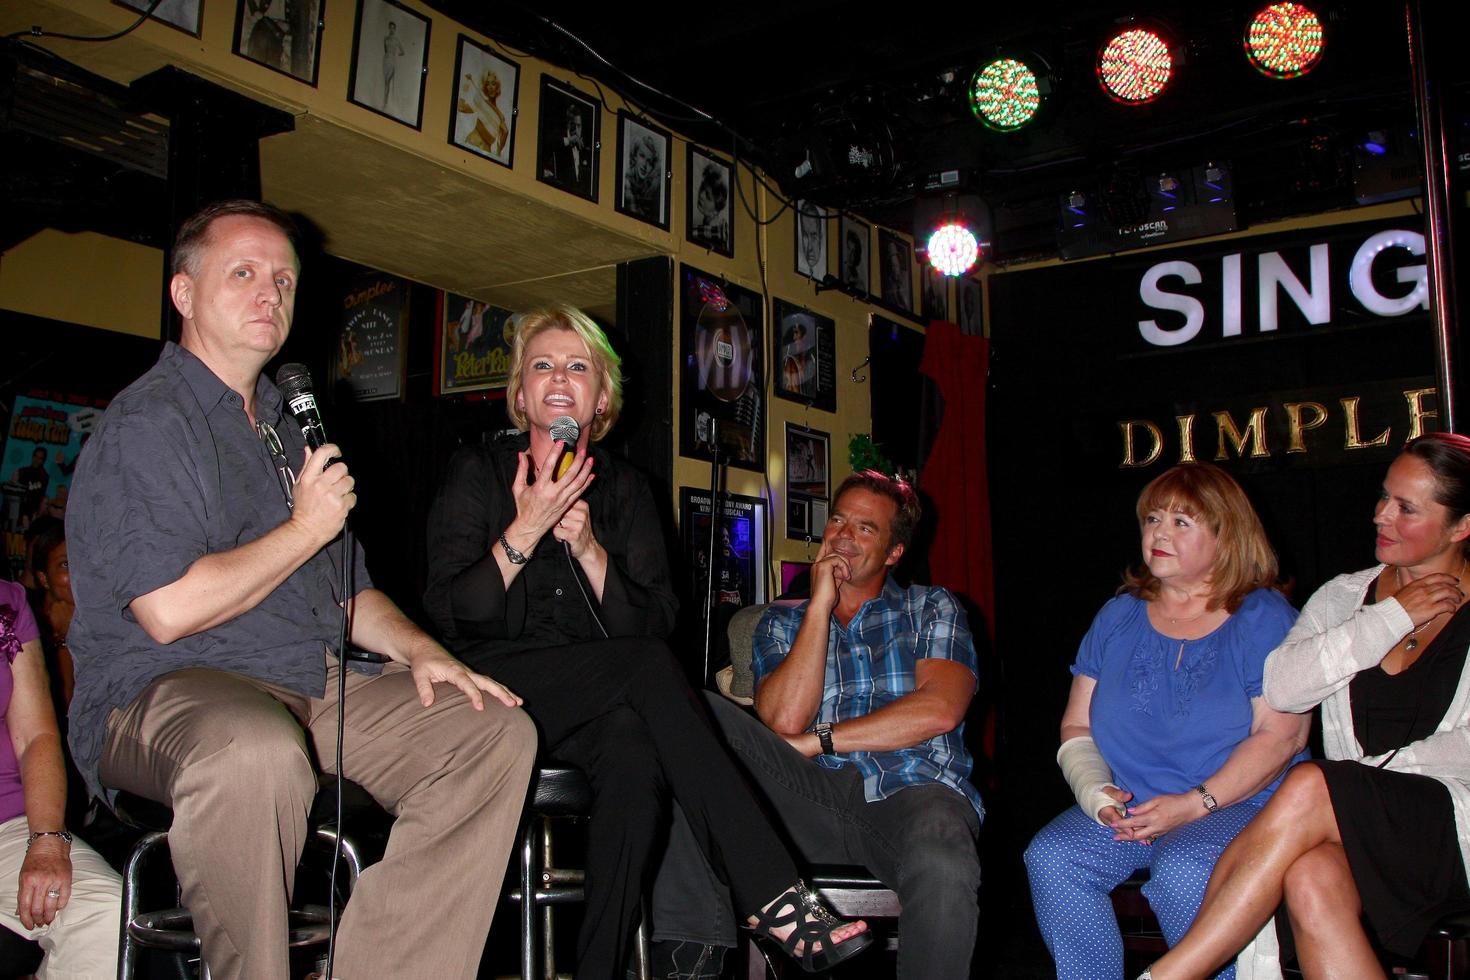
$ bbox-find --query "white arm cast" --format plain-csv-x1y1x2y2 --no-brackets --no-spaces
1058,734,1124,826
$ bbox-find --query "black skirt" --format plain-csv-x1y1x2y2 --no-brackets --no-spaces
1309,592,1470,956
1316,759,1469,955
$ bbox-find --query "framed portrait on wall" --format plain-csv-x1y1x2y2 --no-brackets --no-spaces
839,215,870,294
679,264,764,471
448,35,518,168
785,424,830,542
921,264,948,322
878,229,913,314
794,202,827,281
348,0,431,129
117,0,202,36
771,299,836,412
959,277,984,334
687,146,734,257
233,0,325,84
615,111,671,229
537,77,600,202
433,291,515,396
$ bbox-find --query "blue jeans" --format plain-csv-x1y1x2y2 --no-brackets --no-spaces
1025,801,1264,980
650,693,982,980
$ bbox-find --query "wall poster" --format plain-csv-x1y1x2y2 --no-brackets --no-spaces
679,265,765,470
434,291,515,396
335,271,406,402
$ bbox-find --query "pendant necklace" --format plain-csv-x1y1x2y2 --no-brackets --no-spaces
1398,558,1467,652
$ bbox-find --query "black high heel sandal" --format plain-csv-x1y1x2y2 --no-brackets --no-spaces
745,880,874,973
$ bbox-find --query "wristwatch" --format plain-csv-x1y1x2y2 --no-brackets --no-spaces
813,722,835,755
1195,783,1219,813
499,533,533,566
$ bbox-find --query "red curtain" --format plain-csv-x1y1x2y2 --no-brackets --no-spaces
918,320,994,643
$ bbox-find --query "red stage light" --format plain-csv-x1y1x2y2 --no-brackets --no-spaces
1245,3,1324,78
1097,27,1173,104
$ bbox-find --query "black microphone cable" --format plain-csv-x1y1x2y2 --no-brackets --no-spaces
546,415,608,639
275,363,349,980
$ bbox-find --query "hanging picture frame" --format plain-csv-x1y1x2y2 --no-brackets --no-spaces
448,35,518,168
537,76,600,203
348,0,431,130
687,146,734,257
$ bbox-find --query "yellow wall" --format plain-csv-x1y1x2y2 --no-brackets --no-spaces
0,230,163,337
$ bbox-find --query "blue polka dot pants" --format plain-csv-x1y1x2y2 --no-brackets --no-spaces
1023,801,1264,980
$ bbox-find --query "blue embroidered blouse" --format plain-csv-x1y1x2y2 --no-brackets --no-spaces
1072,588,1305,806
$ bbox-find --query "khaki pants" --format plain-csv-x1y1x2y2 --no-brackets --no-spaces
99,658,536,980
0,813,121,980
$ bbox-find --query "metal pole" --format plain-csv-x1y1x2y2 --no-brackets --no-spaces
703,423,721,687
1406,0,1461,431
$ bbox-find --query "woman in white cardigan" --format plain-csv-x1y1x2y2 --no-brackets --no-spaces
1141,432,1470,980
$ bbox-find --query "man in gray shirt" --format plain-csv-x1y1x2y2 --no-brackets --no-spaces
66,200,536,979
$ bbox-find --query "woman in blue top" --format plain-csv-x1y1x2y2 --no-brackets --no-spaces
1026,463,1311,979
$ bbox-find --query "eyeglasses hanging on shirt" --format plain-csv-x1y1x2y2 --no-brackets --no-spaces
256,419,297,509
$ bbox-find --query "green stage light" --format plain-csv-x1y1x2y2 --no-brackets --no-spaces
970,57,1042,132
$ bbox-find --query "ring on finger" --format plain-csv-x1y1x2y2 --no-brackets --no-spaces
46,887,61,898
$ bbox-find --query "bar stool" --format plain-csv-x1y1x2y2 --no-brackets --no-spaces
506,764,651,980
113,777,383,980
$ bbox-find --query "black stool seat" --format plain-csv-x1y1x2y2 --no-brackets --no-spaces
1434,912,1470,941
113,776,387,980
528,764,593,816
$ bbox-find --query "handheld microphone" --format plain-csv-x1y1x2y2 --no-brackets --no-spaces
274,363,329,452
550,415,580,480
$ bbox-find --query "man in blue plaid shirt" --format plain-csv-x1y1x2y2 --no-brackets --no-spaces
649,471,982,979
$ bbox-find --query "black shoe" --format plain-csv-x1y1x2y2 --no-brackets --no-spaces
745,881,873,973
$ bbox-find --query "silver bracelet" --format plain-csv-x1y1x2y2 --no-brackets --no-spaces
27,830,73,849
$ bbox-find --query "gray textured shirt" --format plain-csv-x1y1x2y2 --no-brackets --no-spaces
66,342,372,802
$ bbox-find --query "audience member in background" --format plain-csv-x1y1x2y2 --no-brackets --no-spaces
1025,463,1309,980
29,521,73,711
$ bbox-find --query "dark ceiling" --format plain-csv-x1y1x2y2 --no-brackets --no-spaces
424,1,1453,261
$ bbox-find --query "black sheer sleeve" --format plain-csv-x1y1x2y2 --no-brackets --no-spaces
593,463,678,638
422,444,526,648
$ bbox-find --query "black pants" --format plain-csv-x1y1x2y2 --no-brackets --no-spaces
463,636,795,978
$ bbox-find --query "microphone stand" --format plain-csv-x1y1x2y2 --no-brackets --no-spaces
702,422,723,688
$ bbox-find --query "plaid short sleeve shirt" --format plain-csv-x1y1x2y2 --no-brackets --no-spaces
752,578,984,818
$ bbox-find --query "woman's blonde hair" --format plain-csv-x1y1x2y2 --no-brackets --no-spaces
505,305,623,442
1121,463,1280,612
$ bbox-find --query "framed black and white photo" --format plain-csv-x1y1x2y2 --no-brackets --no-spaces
448,36,518,168
794,201,827,281
772,299,836,412
348,0,430,129
537,77,600,203
117,0,202,35
785,424,830,542
922,264,948,322
615,112,671,229
234,0,324,84
959,277,984,335
840,215,870,294
878,229,913,313
687,146,734,257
